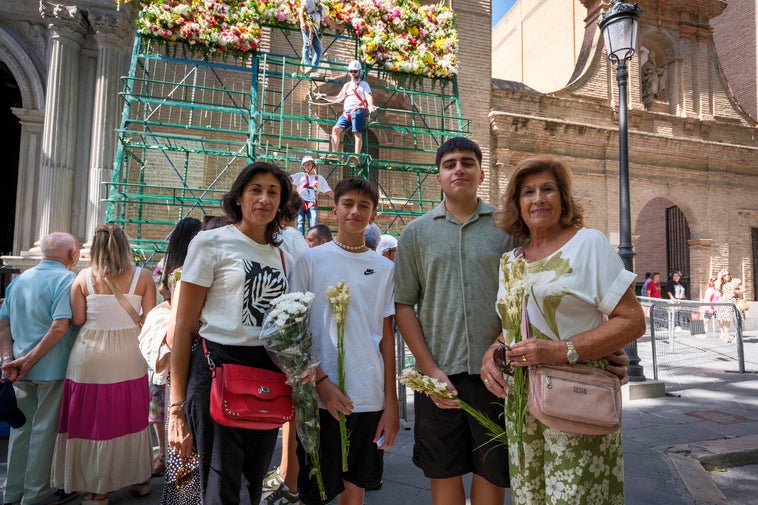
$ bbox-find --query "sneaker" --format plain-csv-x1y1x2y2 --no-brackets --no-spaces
30,490,79,505
262,467,284,491
265,487,299,505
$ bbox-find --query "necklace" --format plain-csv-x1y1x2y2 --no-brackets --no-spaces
333,238,366,252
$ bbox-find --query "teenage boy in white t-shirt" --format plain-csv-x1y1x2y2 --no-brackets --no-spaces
290,177,399,505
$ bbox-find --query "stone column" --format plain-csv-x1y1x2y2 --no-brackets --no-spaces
86,11,134,239
37,1,87,239
10,107,45,255
688,238,715,300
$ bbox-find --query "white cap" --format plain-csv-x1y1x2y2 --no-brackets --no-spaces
347,60,362,71
301,155,315,166
377,234,398,255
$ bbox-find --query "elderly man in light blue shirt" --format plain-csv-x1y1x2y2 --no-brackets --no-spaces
1,232,80,505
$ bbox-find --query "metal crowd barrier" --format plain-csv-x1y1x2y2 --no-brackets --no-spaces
638,297,746,379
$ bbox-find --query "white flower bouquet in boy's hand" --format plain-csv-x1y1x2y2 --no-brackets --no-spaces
260,291,326,500
326,280,350,472
398,368,507,449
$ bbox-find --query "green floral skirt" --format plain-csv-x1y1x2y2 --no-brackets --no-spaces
507,409,624,505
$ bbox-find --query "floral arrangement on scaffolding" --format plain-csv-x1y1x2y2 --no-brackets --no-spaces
136,0,458,78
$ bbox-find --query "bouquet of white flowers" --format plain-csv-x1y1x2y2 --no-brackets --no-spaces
260,291,326,500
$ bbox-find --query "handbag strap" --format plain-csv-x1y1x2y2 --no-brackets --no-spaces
278,247,286,276
101,276,143,327
201,337,216,371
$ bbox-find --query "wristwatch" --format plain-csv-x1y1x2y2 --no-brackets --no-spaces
565,337,579,365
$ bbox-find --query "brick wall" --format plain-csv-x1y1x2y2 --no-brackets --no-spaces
452,0,495,199
712,0,758,121
492,0,585,93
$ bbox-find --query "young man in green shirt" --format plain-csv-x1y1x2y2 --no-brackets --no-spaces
395,137,516,505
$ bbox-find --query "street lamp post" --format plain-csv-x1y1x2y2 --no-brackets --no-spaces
599,0,646,381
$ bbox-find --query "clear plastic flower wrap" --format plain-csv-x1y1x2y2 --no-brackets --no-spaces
260,291,326,500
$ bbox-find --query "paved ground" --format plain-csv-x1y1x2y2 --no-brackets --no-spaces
2,329,757,504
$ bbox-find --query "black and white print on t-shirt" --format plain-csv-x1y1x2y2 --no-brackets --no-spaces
241,259,287,326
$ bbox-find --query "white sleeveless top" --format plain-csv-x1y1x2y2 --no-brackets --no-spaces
84,267,143,331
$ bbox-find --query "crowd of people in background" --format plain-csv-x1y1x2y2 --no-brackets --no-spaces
639,268,748,341
6,135,754,505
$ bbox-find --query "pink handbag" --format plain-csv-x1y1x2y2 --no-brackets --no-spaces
527,363,622,435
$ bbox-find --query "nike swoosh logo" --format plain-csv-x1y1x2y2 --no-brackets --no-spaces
364,269,375,276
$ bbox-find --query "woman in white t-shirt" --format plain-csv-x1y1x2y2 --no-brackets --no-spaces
167,162,294,504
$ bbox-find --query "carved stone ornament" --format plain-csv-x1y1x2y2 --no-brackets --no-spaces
39,0,87,41
89,11,135,47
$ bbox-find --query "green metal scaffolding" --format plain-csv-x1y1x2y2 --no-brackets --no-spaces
106,29,471,260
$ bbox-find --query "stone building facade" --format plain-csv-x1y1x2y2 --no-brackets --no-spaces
712,0,757,122
0,0,134,256
3,0,756,302
491,0,758,300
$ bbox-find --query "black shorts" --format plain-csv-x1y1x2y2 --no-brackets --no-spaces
413,373,510,488
297,409,384,505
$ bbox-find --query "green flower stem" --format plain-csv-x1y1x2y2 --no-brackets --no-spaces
308,450,327,501
337,330,349,472
292,382,326,500
458,399,508,450
508,367,527,471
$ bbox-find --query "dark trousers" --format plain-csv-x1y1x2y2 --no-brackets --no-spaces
186,341,280,505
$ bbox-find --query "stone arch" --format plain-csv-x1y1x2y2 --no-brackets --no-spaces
0,26,45,111
635,196,697,294
0,26,46,254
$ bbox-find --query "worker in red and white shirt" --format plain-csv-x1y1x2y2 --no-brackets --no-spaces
316,60,377,154
290,155,334,234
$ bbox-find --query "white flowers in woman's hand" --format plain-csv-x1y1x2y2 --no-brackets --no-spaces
498,255,527,335
267,292,314,328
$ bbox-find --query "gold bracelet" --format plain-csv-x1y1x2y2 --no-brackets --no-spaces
169,400,186,409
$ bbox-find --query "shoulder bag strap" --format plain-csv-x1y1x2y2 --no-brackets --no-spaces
278,247,287,276
101,276,143,328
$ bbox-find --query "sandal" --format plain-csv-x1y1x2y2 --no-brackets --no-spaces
152,454,166,476
129,480,151,497
81,493,108,505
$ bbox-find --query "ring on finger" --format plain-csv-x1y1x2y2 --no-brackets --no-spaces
521,355,527,362
483,378,489,384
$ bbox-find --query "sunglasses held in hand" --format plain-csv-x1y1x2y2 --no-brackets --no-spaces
493,343,515,376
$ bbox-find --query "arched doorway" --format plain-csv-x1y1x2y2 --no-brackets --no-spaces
636,197,692,297
0,62,20,255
